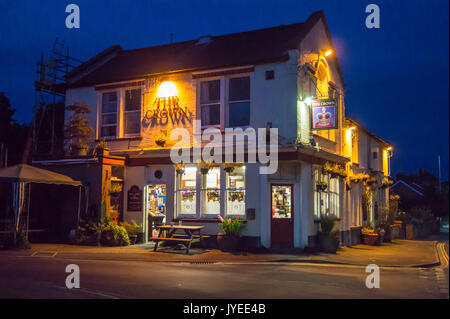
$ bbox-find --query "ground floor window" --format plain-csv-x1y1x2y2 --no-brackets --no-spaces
314,167,340,219
201,166,221,216
226,165,246,216
175,164,246,218
175,166,197,215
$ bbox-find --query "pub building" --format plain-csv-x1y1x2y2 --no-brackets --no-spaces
34,11,393,249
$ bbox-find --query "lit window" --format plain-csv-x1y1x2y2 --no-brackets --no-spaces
314,168,340,219
228,76,250,127
201,166,221,215
226,165,245,216
200,80,221,127
101,92,118,138
124,88,141,135
175,166,197,216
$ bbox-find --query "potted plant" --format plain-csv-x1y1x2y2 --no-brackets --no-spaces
224,163,240,173
217,215,245,251
318,215,340,253
173,161,186,175
120,220,143,245
316,181,328,192
361,226,381,245
197,159,213,175
154,131,167,147
100,216,130,246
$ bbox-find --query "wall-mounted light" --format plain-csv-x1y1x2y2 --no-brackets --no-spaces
348,126,356,131
304,97,313,106
324,49,333,57
156,81,178,98
386,146,393,151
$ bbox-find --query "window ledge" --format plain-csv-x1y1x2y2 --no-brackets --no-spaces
96,136,142,142
174,218,248,223
314,218,341,223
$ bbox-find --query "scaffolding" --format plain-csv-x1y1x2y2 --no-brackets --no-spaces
33,38,83,157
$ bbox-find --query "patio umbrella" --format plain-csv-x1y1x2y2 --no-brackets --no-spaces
0,164,82,245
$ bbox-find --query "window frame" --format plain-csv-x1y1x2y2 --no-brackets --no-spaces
226,74,251,129
197,73,251,130
99,89,120,139
174,163,247,219
313,166,340,220
122,86,143,137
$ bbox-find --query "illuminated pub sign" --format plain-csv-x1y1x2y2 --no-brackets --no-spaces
311,99,338,130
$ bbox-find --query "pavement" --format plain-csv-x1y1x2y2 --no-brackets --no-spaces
0,238,443,268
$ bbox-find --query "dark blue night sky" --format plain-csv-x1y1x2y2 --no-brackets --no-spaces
0,0,448,179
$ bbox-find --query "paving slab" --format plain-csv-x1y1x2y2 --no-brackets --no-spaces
0,239,440,267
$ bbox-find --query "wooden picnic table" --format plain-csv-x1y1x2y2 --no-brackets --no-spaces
151,225,205,254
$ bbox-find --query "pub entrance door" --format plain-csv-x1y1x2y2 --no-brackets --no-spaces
270,184,294,248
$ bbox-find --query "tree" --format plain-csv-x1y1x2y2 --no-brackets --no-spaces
64,102,94,156
0,92,16,143
0,92,30,165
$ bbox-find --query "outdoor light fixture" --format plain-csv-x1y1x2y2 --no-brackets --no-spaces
156,81,178,98
387,146,393,151
348,126,356,130
304,97,313,106
324,49,333,57
144,81,188,120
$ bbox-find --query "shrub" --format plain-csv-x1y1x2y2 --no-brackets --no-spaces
320,215,336,236
120,220,143,237
101,218,130,246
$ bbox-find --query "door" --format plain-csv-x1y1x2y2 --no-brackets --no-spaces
146,184,166,239
271,184,294,248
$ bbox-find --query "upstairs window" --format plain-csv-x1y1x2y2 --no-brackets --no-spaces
124,88,141,136
200,80,221,127
101,92,118,138
228,76,250,127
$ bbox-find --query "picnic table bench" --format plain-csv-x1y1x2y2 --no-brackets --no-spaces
150,225,205,254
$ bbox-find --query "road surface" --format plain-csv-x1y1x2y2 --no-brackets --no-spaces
0,255,446,299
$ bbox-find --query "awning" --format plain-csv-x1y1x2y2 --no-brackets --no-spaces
0,164,82,186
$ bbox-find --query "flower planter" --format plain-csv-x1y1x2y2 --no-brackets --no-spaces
136,232,145,244
361,233,381,245
224,167,234,173
155,140,166,147
176,169,185,175
129,235,137,245
217,234,240,252
319,234,339,253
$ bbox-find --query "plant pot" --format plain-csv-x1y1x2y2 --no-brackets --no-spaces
319,234,339,253
224,167,235,173
361,233,380,245
136,232,145,244
155,140,166,147
217,234,240,252
100,230,115,246
176,169,185,175
129,235,137,245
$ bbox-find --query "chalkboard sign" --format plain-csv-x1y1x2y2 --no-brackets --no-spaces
127,185,142,211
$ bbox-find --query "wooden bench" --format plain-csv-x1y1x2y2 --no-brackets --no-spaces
150,225,205,254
